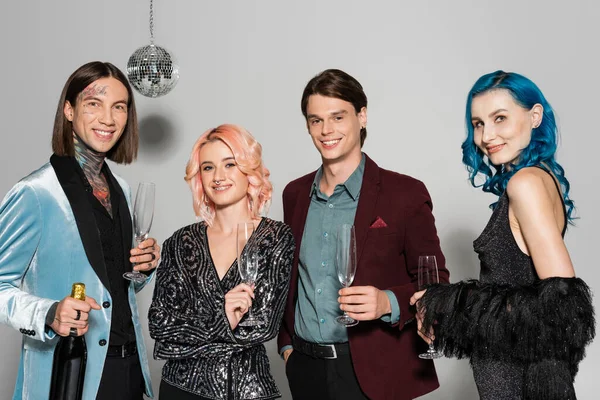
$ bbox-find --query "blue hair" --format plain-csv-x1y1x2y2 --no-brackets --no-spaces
462,70,575,221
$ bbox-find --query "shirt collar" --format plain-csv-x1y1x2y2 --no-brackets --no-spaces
309,153,365,201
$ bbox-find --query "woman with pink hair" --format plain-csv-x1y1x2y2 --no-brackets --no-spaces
148,124,295,399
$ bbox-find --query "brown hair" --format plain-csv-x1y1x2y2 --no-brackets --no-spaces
300,69,368,146
52,61,139,164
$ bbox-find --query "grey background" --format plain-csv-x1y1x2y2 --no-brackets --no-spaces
1,1,598,399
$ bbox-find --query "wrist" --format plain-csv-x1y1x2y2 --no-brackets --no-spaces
381,290,392,315
229,319,237,330
45,302,59,327
386,298,392,314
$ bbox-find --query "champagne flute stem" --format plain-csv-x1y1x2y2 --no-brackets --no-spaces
247,280,255,321
130,239,145,279
135,237,145,249
132,238,144,266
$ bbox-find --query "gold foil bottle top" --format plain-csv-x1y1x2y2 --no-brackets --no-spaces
70,283,86,301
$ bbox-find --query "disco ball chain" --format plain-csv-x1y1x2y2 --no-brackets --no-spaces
149,0,154,43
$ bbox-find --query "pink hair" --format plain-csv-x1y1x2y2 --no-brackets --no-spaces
184,124,273,225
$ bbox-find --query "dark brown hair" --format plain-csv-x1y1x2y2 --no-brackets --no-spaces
52,61,138,164
300,69,368,146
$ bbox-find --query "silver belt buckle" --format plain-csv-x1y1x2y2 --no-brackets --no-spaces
323,344,337,359
121,345,126,358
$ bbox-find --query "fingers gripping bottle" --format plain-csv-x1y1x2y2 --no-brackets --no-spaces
49,283,87,400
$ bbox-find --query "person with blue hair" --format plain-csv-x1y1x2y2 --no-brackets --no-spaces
411,71,595,399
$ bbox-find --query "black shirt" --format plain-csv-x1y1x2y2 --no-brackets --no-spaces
75,159,136,345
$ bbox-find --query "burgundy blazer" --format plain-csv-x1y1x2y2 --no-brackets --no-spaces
277,154,450,400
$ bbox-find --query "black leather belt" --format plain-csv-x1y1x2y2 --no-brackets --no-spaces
293,335,350,360
106,342,138,358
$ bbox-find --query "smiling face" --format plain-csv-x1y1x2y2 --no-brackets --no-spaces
64,77,129,154
471,89,543,167
199,140,249,209
305,94,366,165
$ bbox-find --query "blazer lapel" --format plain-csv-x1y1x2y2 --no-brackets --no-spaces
353,155,381,270
104,164,134,273
291,184,313,257
288,173,315,304
50,155,111,290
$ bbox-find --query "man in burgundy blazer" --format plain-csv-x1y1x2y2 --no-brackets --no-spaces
277,69,449,400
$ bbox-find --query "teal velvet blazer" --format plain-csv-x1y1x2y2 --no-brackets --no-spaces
0,156,154,399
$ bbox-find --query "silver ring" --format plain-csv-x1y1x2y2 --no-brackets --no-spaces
69,327,78,337
75,310,81,321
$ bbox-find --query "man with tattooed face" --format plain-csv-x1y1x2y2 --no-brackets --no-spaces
0,62,159,399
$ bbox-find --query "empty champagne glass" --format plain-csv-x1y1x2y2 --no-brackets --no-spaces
237,222,262,327
335,224,358,327
418,255,443,359
123,182,155,283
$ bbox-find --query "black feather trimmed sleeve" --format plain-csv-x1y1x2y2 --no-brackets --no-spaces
420,277,595,377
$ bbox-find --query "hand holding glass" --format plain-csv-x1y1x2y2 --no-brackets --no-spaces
123,182,155,283
417,255,443,359
335,224,359,327
236,222,262,327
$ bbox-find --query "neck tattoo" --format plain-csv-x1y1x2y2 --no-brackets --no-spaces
74,134,113,217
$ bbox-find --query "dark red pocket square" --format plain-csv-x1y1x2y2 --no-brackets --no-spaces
370,216,388,228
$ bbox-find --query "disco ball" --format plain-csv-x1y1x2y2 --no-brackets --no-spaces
127,44,179,98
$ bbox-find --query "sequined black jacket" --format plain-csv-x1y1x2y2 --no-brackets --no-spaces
149,218,294,399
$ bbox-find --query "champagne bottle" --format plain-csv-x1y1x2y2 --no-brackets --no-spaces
49,283,87,400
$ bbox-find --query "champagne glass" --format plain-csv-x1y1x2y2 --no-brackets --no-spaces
237,222,262,327
123,182,155,283
417,255,443,359
335,224,359,327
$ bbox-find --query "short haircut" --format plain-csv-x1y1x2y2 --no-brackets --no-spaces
301,69,368,146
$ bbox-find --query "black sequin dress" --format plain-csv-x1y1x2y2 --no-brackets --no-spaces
149,218,295,400
471,169,567,399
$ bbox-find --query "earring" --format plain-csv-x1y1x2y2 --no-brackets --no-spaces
200,194,211,217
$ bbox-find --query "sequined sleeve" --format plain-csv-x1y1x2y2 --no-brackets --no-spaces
148,232,236,360
232,222,294,346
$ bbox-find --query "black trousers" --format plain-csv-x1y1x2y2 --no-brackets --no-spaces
159,380,212,399
286,350,369,400
96,354,145,400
